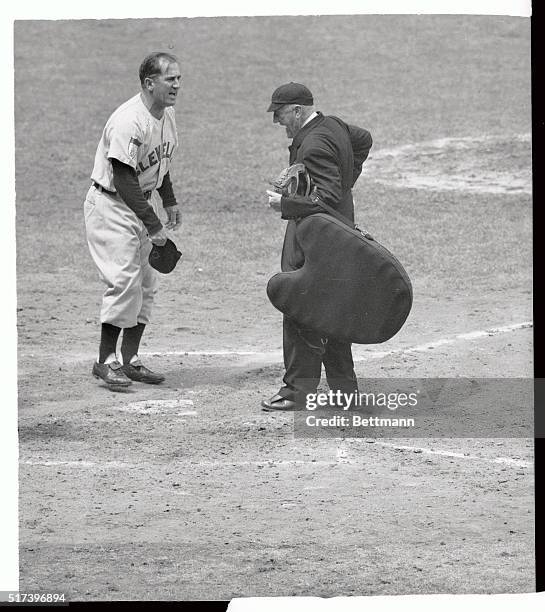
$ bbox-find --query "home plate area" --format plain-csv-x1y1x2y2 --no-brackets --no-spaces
117,398,197,417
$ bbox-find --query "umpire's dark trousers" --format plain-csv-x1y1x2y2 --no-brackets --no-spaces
279,315,358,405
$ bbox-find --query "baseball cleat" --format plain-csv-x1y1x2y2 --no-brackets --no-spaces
261,394,304,411
92,361,132,387
121,359,165,384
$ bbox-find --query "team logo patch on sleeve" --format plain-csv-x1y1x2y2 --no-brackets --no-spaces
128,137,142,160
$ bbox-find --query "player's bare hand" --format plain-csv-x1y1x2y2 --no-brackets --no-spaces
150,227,168,246
266,189,282,212
164,204,182,230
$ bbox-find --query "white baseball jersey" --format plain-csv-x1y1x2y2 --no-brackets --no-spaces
91,93,178,194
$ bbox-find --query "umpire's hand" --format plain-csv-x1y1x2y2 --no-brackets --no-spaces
266,189,282,212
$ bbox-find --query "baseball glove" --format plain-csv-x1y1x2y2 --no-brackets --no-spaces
270,163,312,197
149,238,182,274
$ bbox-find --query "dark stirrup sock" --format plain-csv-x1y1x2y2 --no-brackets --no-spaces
121,323,146,365
98,323,122,363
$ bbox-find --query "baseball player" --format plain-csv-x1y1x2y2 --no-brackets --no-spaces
84,51,182,388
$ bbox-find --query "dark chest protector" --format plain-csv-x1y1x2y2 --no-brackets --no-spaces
267,212,413,344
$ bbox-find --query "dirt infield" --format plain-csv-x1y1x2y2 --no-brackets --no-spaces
17,296,534,598
15,14,532,601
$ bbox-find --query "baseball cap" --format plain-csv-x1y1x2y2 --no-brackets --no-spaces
267,82,314,112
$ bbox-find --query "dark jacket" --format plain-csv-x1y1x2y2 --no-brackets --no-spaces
280,112,372,271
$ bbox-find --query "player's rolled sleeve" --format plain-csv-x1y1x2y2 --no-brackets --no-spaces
157,171,178,208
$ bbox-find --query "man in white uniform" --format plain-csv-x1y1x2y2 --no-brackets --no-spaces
84,51,182,388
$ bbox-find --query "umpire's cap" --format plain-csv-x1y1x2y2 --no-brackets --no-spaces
267,82,314,112
149,238,182,274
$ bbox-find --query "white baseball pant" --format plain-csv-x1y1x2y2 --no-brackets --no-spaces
84,184,163,328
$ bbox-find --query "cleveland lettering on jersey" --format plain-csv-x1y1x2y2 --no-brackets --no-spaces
136,140,175,176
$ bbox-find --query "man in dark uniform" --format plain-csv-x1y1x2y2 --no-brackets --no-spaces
263,82,373,411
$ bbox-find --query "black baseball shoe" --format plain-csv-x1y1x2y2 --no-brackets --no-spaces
121,359,165,384
92,360,132,388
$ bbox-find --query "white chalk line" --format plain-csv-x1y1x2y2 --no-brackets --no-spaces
336,447,350,464
142,349,283,357
371,321,533,358
370,442,532,469
21,444,531,470
21,460,135,468
141,321,532,361
19,458,345,468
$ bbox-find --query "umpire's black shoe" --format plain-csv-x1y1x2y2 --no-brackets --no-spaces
121,359,165,384
92,360,132,388
261,393,305,411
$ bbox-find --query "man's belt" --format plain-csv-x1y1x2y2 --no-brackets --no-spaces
92,181,152,200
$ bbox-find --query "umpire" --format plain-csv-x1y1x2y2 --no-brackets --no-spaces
263,82,373,411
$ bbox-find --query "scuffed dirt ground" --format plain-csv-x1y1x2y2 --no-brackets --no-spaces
17,312,534,599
